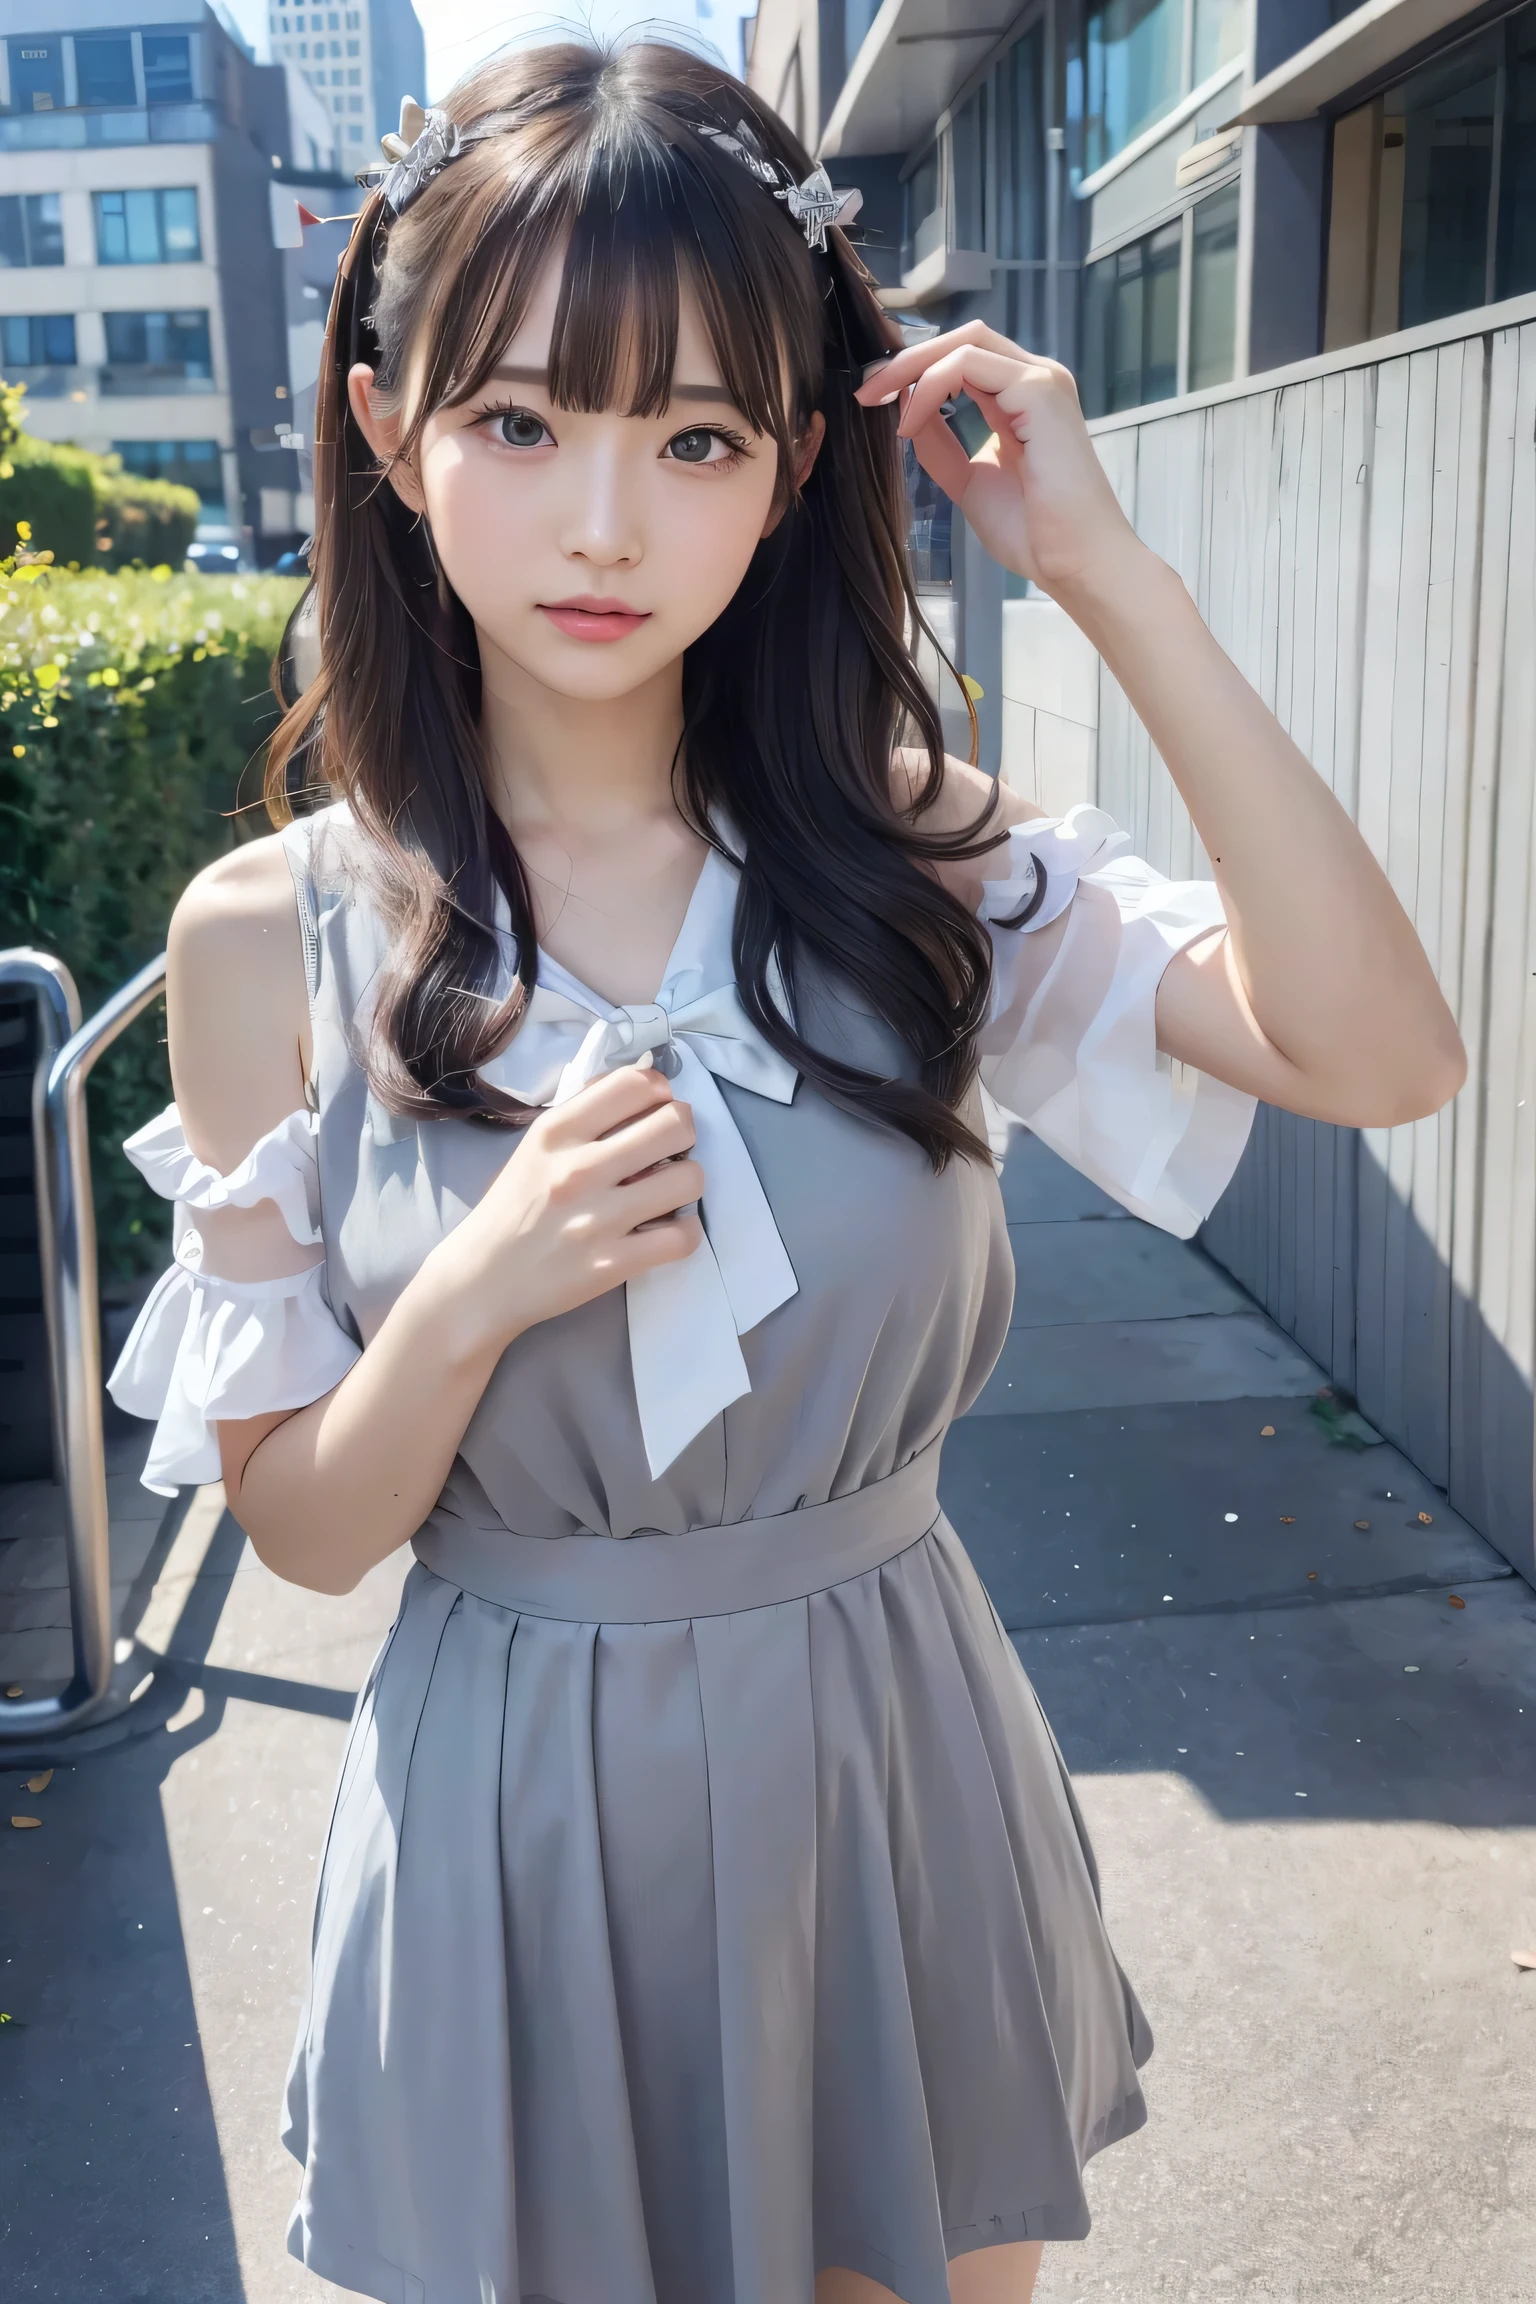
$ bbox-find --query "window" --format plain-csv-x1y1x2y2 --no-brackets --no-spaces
142,33,194,106
113,438,223,506
993,23,1046,261
0,313,76,367
1188,181,1239,387
1192,0,1246,85
902,144,942,273
75,33,137,108
1079,220,1181,414
348,95,362,112
1081,0,1184,175
347,38,360,55
1324,0,1536,346
0,192,63,267
347,69,360,86
1074,0,1249,176
346,9,360,25
96,189,201,265
9,35,65,113
102,308,212,386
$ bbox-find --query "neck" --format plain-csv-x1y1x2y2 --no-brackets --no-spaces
475,629,687,846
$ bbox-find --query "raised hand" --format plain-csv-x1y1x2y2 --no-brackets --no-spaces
854,321,1138,601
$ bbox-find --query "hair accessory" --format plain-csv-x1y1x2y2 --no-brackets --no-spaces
370,97,463,214
696,119,863,252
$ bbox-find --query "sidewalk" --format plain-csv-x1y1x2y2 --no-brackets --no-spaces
2,1131,1534,2303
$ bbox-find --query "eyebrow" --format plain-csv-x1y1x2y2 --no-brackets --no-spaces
489,363,741,406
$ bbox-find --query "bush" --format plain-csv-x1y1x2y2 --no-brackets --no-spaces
0,378,204,572
0,560,304,1280
0,433,98,566
93,467,201,570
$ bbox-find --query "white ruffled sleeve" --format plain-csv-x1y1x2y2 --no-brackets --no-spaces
977,804,1256,1238
107,1103,362,1496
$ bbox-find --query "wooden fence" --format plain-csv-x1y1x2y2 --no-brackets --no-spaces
1001,293,1536,1581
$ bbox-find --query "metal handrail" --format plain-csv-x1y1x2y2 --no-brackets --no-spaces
0,949,168,1743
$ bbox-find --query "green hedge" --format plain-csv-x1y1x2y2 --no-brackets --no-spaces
0,561,304,1281
0,379,203,571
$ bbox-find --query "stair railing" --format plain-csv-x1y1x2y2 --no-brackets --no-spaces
0,949,168,1743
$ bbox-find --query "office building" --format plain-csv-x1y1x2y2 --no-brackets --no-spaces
0,2,346,558
748,0,1535,433
265,0,426,166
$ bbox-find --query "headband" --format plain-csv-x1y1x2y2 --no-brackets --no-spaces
364,97,863,252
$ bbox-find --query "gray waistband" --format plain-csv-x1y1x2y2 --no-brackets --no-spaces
412,1440,944,1624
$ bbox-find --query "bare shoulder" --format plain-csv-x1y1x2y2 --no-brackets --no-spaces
889,746,1045,909
889,745,1046,835
167,830,312,1169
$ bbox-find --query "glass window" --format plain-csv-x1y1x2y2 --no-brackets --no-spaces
103,308,212,377
113,438,223,505
0,313,76,366
0,192,62,266
1192,0,1246,87
952,90,985,253
9,35,65,114
1082,0,1184,175
1188,181,1239,387
142,34,194,106
1501,4,1536,297
95,189,201,265
75,33,138,108
904,143,942,272
994,25,1045,263
1395,32,1499,327
1079,220,1181,414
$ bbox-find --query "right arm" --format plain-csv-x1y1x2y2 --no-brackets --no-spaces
169,840,704,1595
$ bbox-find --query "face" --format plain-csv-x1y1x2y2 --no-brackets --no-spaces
350,249,821,707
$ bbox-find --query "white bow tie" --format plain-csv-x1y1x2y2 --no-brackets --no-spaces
486,950,800,1480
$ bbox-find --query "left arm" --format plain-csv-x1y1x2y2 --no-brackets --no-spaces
863,328,1465,1129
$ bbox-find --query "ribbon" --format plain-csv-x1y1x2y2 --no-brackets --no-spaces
485,866,800,1478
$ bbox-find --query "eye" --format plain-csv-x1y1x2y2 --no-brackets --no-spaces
488,407,551,449
665,425,745,467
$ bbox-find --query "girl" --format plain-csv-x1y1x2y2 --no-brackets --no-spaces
111,39,1463,2304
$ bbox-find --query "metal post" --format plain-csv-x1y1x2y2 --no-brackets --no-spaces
0,949,168,1744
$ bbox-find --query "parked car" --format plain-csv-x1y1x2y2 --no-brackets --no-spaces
185,522,250,571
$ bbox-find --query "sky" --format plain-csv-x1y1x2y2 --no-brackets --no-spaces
225,0,757,106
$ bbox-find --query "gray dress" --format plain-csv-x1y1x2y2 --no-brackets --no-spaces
112,800,1255,2304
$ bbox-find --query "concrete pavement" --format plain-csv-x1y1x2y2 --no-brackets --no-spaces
2,1127,1534,2302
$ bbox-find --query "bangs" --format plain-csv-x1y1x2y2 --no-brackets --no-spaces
383,94,823,452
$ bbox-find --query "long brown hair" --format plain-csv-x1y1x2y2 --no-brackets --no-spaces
267,38,1003,1166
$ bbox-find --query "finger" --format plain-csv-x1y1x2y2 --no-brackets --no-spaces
905,406,977,505
896,347,1044,442
539,1062,672,1148
622,1209,706,1268
583,1098,697,1188
618,1156,706,1228
854,320,1035,404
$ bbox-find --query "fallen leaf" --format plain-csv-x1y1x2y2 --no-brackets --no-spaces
24,1770,51,1795
1417,1511,1434,1525
1260,1425,1275,1437
1355,1519,1371,1531
1280,1515,1296,1524
9,1816,40,1830
3,1687,20,1701
1448,1594,1465,1609
1307,1571,1319,1580
1513,1950,1536,1970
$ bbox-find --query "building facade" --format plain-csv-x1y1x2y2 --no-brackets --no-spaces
748,0,1536,756
0,0,332,560
264,0,426,167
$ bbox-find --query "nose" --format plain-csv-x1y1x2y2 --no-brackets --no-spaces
558,436,643,569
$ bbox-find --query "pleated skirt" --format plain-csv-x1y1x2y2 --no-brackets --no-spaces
281,1517,1152,2304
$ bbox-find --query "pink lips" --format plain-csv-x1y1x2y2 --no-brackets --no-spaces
539,595,651,642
